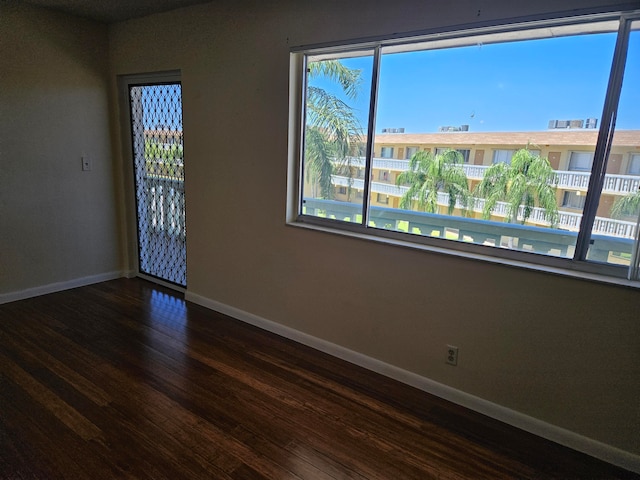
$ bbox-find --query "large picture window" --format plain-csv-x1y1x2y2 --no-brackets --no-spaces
293,12,640,282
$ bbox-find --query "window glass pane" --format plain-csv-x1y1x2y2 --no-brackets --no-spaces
587,21,640,267
562,191,586,209
436,148,470,163
381,146,394,158
628,154,640,174
406,147,419,159
568,151,594,171
493,149,515,164
368,23,616,257
301,52,373,223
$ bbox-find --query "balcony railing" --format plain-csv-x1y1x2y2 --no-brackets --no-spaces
602,174,640,195
142,175,186,238
465,166,640,195
346,157,410,171
136,175,186,285
342,157,640,195
331,175,638,239
555,170,590,191
302,198,635,263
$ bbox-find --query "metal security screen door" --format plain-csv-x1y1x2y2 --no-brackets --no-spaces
129,82,186,286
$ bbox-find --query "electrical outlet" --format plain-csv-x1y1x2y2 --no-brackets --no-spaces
81,156,92,171
446,345,458,366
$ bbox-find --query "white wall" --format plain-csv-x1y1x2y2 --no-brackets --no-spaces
110,0,636,462
0,2,121,296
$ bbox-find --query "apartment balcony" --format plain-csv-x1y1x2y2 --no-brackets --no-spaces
601,173,640,195
462,165,640,195
331,175,638,239
344,157,640,195
346,157,410,171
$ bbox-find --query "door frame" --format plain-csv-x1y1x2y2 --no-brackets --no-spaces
118,71,186,292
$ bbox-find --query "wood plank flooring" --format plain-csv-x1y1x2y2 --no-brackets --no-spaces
0,278,637,479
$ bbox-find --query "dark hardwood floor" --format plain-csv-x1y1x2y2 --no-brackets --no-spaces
0,278,637,479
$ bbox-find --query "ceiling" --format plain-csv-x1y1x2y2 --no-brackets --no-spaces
22,0,215,23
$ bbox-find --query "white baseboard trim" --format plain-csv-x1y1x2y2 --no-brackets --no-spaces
124,269,137,279
0,271,125,305
185,289,640,474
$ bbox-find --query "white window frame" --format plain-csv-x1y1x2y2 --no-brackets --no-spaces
288,10,640,286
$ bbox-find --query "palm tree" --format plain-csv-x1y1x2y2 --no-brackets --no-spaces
474,148,559,226
304,60,363,199
611,189,640,219
396,149,472,215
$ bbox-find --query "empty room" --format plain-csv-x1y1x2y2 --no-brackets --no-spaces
1,0,639,477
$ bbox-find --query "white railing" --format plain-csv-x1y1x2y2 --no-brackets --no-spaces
304,198,637,263
332,176,363,190
372,181,408,196
331,175,637,238
342,157,640,196
593,216,638,238
461,164,488,179
143,175,186,237
462,165,640,195
555,170,591,190
373,158,411,171
602,174,640,195
556,211,583,231
345,156,410,171
332,176,410,196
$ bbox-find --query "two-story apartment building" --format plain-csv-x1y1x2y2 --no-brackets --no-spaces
329,128,640,234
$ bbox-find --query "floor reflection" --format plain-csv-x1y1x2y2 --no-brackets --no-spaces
148,289,187,334
140,287,191,405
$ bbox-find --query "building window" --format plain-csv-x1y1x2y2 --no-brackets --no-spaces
376,193,389,204
378,171,390,181
562,191,586,209
338,186,347,195
380,147,394,158
435,148,470,163
405,147,419,159
293,12,640,281
493,149,515,164
568,152,594,171
628,154,640,174
493,149,540,164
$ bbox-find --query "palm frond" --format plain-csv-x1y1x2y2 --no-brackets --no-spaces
306,86,362,157
474,149,558,225
397,150,470,215
303,61,364,200
611,190,640,219
304,126,334,198
308,60,362,100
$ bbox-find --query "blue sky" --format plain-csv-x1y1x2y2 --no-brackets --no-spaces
310,29,639,133
138,84,183,131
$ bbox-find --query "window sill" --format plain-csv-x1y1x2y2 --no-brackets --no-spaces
286,218,640,290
